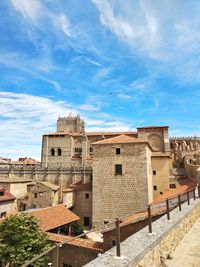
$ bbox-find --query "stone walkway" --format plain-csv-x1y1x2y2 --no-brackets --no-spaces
166,218,200,267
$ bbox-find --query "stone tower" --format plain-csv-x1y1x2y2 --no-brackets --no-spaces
57,114,85,133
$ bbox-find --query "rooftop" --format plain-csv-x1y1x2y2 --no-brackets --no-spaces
45,131,138,137
26,204,80,231
92,134,150,146
63,181,92,193
48,232,103,252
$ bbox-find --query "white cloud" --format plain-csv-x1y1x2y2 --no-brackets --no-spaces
117,93,131,100
0,92,137,159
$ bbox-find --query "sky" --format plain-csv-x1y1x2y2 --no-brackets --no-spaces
1,0,200,160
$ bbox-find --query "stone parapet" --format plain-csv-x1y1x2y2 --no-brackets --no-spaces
84,197,200,267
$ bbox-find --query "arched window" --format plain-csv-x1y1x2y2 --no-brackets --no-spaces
50,148,55,156
89,146,93,153
58,148,62,156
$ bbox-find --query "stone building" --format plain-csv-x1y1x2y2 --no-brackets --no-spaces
0,185,16,218
63,180,92,228
19,181,59,210
0,115,171,225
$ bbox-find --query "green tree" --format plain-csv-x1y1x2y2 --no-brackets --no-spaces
0,213,51,267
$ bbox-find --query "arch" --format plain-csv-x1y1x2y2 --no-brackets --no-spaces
58,148,62,156
50,148,55,156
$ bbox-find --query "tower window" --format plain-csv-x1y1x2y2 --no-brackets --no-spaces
58,148,62,156
50,148,55,156
116,148,121,155
85,193,89,199
153,170,156,175
115,164,122,175
153,185,157,191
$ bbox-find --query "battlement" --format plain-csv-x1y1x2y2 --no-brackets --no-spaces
57,114,84,133
170,136,200,140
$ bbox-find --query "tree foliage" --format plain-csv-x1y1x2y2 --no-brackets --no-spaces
0,213,51,267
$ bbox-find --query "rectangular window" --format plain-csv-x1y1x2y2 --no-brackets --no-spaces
112,240,116,246
84,217,90,227
170,183,176,188
116,148,121,155
34,193,37,198
115,164,122,175
85,193,89,199
153,170,156,175
153,185,157,191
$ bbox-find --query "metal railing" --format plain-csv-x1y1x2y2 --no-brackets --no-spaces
20,185,199,266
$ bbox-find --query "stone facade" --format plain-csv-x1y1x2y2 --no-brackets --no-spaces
24,181,59,210
92,141,153,227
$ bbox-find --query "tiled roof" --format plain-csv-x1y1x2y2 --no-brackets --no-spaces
92,134,150,146
137,126,169,129
102,207,167,233
0,188,16,203
39,181,59,191
153,178,197,204
151,152,171,157
45,131,138,137
48,233,103,251
28,204,80,231
63,181,92,193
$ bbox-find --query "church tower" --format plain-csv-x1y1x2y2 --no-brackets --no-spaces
57,114,85,133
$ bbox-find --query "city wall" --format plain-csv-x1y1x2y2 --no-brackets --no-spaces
84,197,200,267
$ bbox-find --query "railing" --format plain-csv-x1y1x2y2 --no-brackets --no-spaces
20,185,199,266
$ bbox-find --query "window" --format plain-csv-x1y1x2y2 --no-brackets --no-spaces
112,240,116,246
116,148,121,155
34,193,37,198
63,264,72,267
0,191,4,196
39,192,43,197
160,192,163,195
58,148,62,156
153,170,156,175
153,185,157,191
115,164,122,175
85,193,89,199
1,212,6,218
84,217,90,227
89,146,93,153
170,183,176,189
104,221,109,225
50,148,55,156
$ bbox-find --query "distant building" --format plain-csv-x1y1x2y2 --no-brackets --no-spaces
0,185,16,218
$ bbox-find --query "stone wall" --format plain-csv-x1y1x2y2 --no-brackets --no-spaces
50,243,100,267
92,143,152,227
84,197,200,267
73,190,92,227
184,158,200,180
0,166,92,188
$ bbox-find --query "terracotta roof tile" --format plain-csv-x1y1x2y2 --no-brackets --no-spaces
92,134,150,146
45,131,138,137
0,188,15,203
48,233,103,251
27,204,79,231
153,178,197,204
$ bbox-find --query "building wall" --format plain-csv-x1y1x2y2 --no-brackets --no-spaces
103,214,164,251
73,190,92,227
151,157,170,198
0,201,16,217
92,143,153,227
63,191,75,208
26,183,58,209
51,244,100,267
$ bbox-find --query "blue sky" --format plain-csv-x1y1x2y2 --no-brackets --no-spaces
0,0,200,159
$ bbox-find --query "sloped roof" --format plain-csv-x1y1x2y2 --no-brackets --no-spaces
28,204,79,231
63,181,92,193
92,134,150,146
48,233,103,251
39,181,59,191
0,185,15,203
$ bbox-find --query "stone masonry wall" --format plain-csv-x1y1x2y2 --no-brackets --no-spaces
92,143,152,227
84,197,200,267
